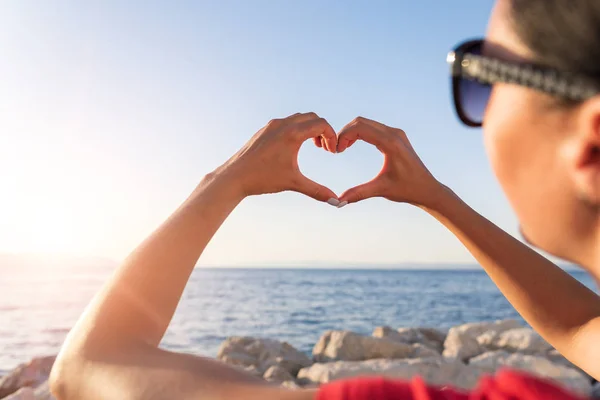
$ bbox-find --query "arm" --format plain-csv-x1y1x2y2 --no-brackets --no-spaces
50,112,338,400
336,116,600,380
423,186,600,379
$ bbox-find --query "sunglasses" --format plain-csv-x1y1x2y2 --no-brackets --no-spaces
447,38,600,127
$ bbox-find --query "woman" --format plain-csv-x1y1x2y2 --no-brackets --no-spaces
50,1,600,399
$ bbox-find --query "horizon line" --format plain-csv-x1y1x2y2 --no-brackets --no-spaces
0,253,580,271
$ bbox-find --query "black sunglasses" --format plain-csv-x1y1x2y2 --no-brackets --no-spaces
447,38,600,127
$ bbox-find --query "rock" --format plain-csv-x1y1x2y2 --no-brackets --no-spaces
373,326,445,352
280,380,301,390
469,351,591,395
2,387,36,400
313,331,414,363
233,364,263,377
452,319,521,340
545,349,590,378
372,326,404,341
410,344,441,359
502,355,591,396
218,337,311,376
219,353,256,370
263,365,293,383
0,356,56,398
33,381,56,400
443,328,485,362
475,330,498,348
468,350,513,373
418,327,448,348
489,328,553,354
298,358,484,390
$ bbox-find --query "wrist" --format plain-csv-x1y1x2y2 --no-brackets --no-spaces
418,182,460,215
196,167,247,204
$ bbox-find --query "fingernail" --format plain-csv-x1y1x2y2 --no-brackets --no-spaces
337,201,348,208
327,198,340,207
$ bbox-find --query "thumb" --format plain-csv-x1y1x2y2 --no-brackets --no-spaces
293,175,339,204
339,180,381,204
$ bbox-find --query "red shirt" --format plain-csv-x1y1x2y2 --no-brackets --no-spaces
317,369,587,400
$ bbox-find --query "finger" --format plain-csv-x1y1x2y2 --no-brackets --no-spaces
314,135,329,151
353,115,389,130
338,179,381,204
313,136,323,148
396,129,415,151
337,117,390,153
356,117,414,150
296,118,338,153
321,136,330,152
289,111,319,123
293,175,339,204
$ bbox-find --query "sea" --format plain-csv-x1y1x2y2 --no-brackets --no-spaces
0,261,596,374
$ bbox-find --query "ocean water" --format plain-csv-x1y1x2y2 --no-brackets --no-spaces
0,264,595,374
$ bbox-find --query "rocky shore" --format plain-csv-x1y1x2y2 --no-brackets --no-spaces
2,319,599,399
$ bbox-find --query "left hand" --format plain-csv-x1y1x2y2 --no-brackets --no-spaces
217,112,340,203
336,116,443,208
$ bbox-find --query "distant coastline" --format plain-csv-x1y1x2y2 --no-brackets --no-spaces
0,253,583,272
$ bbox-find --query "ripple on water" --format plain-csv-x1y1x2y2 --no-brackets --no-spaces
1,268,595,371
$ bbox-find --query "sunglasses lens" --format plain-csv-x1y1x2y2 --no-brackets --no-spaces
456,41,492,126
459,79,492,126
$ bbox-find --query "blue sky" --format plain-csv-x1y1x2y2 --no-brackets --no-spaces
0,1,523,266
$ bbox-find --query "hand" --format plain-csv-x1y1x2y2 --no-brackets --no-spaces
218,112,340,203
337,116,443,207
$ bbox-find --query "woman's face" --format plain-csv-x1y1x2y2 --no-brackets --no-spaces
483,1,600,266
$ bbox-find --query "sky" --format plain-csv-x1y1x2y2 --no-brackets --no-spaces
0,0,525,267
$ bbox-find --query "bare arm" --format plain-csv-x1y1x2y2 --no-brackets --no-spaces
336,116,600,380
424,186,600,379
50,112,337,400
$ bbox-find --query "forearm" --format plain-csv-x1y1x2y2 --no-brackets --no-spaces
49,113,337,400
424,186,600,368
63,171,244,354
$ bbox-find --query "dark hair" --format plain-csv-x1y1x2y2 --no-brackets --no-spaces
509,1,600,81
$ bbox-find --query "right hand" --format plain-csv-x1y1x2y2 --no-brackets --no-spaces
337,116,444,208
218,112,340,203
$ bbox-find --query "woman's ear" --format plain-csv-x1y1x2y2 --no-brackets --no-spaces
563,96,600,206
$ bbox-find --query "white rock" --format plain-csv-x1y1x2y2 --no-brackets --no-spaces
475,330,499,348
469,351,591,395
2,387,36,400
263,365,293,382
373,327,445,352
411,344,441,359
313,331,414,363
468,350,512,373
453,319,521,340
232,364,262,377
545,349,589,378
418,327,448,345
280,380,301,390
489,328,552,354
220,352,255,367
0,356,56,399
218,337,311,376
298,358,484,390
372,326,406,341
443,328,485,362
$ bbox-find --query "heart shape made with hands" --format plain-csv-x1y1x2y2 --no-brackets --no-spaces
298,137,384,208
